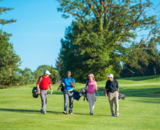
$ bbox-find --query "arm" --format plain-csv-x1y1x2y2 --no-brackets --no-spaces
117,88,119,93
70,78,75,88
37,77,40,94
105,81,108,97
94,82,98,92
117,81,119,93
49,84,52,90
70,82,75,88
37,84,40,94
49,84,53,94
84,81,88,89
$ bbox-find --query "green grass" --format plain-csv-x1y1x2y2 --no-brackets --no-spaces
0,75,160,130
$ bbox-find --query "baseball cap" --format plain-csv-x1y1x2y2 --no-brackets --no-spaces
108,74,114,78
44,70,51,75
88,74,94,77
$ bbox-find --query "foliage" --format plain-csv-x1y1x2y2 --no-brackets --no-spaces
0,0,17,38
0,36,21,86
33,65,61,84
56,0,160,82
120,42,160,77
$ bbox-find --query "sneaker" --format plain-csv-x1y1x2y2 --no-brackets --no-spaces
69,112,73,114
63,111,67,114
90,112,93,115
115,115,119,117
42,112,46,114
112,115,115,117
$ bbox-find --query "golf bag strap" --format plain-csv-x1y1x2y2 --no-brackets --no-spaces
61,78,65,92
39,76,42,84
84,80,89,89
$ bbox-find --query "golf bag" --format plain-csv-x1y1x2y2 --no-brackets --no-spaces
57,78,82,101
73,90,82,101
102,91,126,100
32,76,43,98
32,87,39,98
118,93,126,100
81,80,97,102
58,77,74,93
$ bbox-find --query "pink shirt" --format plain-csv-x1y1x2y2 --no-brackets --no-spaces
87,80,97,94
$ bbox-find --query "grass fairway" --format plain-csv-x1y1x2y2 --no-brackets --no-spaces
0,75,160,130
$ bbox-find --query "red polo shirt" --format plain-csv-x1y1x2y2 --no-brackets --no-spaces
37,76,52,89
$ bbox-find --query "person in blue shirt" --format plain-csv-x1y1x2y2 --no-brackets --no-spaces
61,71,75,114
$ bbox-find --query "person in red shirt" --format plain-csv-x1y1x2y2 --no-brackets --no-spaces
37,70,52,114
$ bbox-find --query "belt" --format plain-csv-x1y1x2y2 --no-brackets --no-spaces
40,89,48,90
110,91,116,93
64,89,73,91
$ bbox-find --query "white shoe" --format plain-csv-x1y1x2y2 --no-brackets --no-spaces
63,111,67,114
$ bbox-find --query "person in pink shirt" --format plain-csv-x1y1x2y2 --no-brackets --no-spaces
83,74,98,115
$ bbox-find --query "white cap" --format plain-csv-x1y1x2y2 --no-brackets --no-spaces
108,74,114,78
44,70,51,75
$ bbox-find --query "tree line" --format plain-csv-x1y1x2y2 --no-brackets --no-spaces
1,0,160,88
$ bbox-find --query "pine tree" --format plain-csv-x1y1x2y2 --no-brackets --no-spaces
0,0,17,38
0,1,20,86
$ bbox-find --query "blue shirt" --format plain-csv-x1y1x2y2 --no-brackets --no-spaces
61,77,75,90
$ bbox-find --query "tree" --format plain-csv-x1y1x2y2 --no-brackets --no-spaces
0,0,17,38
21,68,35,84
120,41,160,77
56,0,160,81
0,44,21,86
0,1,19,86
33,65,61,84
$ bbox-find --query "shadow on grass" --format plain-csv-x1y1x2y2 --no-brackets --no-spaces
119,87,160,98
117,75,160,81
0,108,110,116
52,87,160,98
130,98,160,104
0,108,62,114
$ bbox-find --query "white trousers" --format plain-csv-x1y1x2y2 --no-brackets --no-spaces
87,93,95,114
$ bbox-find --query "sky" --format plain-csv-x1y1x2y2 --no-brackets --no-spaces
0,0,73,71
0,0,160,71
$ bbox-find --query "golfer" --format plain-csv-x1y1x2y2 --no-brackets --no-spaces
105,74,119,117
37,70,52,114
83,74,98,115
61,71,75,114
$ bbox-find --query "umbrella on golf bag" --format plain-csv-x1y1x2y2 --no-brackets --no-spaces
32,87,39,98
102,91,126,100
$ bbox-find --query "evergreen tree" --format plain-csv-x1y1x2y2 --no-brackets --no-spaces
56,0,160,81
0,44,21,86
0,0,17,38
0,1,19,86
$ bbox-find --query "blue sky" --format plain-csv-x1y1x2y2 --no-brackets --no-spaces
0,0,160,71
0,0,73,71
